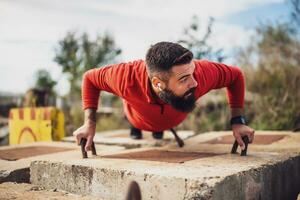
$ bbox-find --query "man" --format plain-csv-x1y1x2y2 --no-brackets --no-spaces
73,41,255,152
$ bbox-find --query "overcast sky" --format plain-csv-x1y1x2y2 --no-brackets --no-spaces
0,0,290,96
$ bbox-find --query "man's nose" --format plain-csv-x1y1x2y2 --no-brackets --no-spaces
189,76,198,88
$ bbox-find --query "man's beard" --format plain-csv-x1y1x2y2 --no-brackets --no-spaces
158,87,197,113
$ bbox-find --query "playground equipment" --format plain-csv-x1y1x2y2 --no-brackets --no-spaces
8,107,65,145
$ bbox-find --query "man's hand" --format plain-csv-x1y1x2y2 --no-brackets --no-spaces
72,108,97,152
232,124,255,150
73,123,96,151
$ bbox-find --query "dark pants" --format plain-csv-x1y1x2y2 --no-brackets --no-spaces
127,119,163,139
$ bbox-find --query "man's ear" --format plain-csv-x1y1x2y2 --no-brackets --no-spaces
151,76,165,90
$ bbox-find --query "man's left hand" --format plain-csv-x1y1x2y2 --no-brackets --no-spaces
232,124,255,150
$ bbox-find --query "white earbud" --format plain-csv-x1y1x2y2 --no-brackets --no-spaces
157,83,162,91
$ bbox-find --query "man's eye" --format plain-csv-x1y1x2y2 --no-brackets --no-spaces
180,78,188,83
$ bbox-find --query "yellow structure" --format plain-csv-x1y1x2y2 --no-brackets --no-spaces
8,107,65,145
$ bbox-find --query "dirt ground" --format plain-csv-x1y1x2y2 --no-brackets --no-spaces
0,146,75,161
0,182,101,200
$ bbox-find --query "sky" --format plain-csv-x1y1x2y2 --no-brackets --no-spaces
0,0,290,96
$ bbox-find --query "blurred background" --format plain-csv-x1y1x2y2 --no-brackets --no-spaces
0,0,299,146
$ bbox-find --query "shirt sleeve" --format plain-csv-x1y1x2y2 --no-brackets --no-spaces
81,62,135,110
196,60,245,108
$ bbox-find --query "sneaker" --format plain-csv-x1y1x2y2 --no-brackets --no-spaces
152,131,164,139
130,127,142,140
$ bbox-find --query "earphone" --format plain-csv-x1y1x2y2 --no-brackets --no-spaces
157,83,162,91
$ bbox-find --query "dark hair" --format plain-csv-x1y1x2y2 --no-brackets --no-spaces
145,42,193,79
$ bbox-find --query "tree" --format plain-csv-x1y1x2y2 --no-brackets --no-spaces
54,31,122,132
34,69,57,92
23,69,57,107
178,16,225,62
290,0,300,27
54,32,122,99
237,21,300,130
177,16,228,133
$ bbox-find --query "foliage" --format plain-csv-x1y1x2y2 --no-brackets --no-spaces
237,22,300,130
54,31,122,132
290,0,300,27
179,2,300,132
34,69,57,93
54,32,122,99
178,16,225,62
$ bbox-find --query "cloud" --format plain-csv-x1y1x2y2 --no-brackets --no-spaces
0,0,285,95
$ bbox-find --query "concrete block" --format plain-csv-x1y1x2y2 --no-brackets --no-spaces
30,131,300,200
0,142,124,183
166,130,300,154
0,182,101,200
63,129,195,149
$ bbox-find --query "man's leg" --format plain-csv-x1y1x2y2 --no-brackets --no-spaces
125,115,163,140
152,131,164,139
123,101,143,140
124,114,143,140
130,125,143,140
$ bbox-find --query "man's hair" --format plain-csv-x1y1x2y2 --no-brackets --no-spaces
145,42,193,80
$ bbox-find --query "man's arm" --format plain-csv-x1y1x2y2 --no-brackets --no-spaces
195,60,245,108
196,60,255,149
84,108,97,126
73,108,97,151
231,107,244,117
73,61,135,151
82,62,135,110
231,108,255,150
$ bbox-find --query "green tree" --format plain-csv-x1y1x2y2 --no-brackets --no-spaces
54,31,122,132
54,32,122,99
34,69,57,92
23,69,57,107
178,16,225,62
54,32,81,98
237,21,300,130
177,16,228,133
290,0,300,27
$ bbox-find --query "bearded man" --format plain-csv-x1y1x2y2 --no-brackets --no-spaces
73,41,255,152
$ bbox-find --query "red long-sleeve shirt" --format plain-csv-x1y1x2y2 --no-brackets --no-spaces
82,59,245,131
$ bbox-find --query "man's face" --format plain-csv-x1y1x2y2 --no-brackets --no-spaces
158,61,198,112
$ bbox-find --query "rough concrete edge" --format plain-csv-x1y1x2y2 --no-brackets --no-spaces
210,154,300,200
29,160,216,200
29,154,300,200
0,167,30,183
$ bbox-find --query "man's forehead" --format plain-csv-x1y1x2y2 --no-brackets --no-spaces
171,61,195,76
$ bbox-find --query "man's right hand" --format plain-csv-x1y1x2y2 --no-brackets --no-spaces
73,108,97,152
73,123,96,152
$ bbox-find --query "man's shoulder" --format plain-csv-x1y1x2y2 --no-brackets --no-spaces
193,59,207,74
107,59,145,75
117,59,145,68
193,59,211,66
113,59,147,87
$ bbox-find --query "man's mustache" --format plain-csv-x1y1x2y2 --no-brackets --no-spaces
183,87,196,97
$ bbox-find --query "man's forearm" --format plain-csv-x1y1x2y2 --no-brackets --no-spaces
230,107,244,118
84,108,97,126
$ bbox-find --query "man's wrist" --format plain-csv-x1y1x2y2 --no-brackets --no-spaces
84,120,96,127
230,116,246,126
230,108,244,118
84,108,97,127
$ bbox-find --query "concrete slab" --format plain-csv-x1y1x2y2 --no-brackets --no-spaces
166,130,300,154
0,142,124,183
0,182,101,200
62,129,195,149
30,131,300,200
